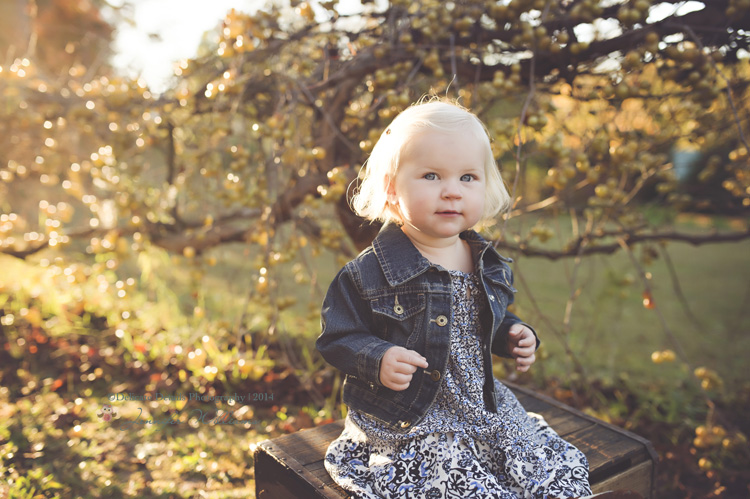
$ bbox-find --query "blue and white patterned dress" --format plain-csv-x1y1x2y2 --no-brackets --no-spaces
325,271,592,498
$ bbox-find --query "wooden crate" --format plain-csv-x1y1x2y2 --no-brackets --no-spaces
255,381,657,498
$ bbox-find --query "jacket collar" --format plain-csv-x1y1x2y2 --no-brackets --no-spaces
371,222,512,287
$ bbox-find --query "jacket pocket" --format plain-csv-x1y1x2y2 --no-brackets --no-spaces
370,292,426,346
371,292,425,320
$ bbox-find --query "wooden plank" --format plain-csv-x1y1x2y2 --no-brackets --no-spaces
269,420,345,450
277,392,594,468
262,421,345,467
592,460,653,497
255,439,347,499
565,424,648,484
506,381,657,487
505,382,658,463
307,462,349,496
291,420,644,483
263,456,654,499
305,457,654,499
255,382,656,499
510,391,593,437
512,390,548,413
533,409,595,438
270,407,591,468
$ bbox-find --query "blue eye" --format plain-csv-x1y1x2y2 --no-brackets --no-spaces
460,174,476,182
424,173,437,180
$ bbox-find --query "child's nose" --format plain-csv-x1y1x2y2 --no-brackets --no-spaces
441,179,462,198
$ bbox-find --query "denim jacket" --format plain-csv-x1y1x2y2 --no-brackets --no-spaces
316,222,538,433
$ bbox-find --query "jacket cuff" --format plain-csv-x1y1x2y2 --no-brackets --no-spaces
357,339,393,386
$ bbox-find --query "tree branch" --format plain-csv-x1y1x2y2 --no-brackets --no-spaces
495,227,750,260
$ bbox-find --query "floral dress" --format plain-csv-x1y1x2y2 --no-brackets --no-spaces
324,271,592,499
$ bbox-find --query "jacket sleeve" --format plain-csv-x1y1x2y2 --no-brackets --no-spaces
316,265,394,385
490,266,540,358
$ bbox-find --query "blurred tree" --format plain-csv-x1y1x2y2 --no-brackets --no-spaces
0,0,114,73
2,3,750,495
1,0,750,330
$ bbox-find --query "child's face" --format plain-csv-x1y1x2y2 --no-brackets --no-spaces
387,129,486,243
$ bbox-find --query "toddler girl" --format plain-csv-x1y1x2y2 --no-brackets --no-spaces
316,99,592,498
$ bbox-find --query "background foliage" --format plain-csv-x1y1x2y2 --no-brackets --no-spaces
1,0,750,497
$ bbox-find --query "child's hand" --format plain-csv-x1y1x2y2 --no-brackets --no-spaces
508,324,536,372
379,346,429,391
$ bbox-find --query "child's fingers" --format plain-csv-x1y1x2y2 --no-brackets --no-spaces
516,353,535,365
392,361,418,375
508,326,529,344
393,348,428,368
387,380,411,391
513,343,535,356
379,346,429,390
507,326,536,372
388,371,413,385
517,335,535,347
382,371,413,391
509,324,526,334
515,353,536,371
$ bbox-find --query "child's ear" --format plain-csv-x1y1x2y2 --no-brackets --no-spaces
384,174,397,204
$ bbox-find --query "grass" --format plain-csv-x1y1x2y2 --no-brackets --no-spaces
4,209,748,498
505,213,750,387
158,209,750,387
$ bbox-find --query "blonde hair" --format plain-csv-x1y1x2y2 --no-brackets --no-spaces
350,98,511,225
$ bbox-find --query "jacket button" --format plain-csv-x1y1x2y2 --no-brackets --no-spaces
435,315,448,326
399,420,411,428
429,370,441,382
393,296,404,315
